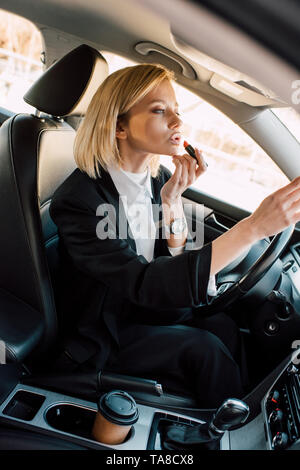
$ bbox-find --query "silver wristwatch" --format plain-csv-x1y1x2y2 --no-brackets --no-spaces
165,218,187,235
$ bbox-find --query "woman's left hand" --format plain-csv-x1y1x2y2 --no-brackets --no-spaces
160,147,207,204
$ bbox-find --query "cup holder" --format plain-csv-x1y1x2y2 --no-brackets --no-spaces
45,404,134,444
3,390,45,421
46,404,96,440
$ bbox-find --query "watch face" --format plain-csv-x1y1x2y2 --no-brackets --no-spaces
171,218,186,234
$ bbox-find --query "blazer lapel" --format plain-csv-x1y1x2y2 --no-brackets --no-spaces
95,166,137,252
95,164,168,258
151,173,170,258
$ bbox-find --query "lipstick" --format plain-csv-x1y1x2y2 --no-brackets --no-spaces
183,141,208,167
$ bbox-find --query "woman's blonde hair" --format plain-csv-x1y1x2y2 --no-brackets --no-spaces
74,63,175,179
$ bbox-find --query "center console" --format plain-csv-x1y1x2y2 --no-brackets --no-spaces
1,350,300,451
0,381,229,450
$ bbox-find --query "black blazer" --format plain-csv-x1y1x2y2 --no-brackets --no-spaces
49,164,212,370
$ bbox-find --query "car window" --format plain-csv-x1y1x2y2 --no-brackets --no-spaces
160,83,290,212
101,51,137,72
0,9,43,113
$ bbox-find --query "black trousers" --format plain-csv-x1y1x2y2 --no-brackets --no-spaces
105,311,249,408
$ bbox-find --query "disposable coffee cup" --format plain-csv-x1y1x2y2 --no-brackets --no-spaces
91,390,139,445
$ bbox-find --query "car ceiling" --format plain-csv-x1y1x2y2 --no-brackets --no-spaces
0,0,291,114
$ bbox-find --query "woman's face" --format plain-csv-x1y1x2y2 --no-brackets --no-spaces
117,79,183,160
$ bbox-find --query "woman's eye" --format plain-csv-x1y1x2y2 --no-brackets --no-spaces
152,109,180,116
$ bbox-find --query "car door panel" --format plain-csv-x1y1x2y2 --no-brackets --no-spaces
183,188,251,244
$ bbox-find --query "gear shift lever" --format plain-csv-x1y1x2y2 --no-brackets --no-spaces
160,398,250,451
209,398,250,436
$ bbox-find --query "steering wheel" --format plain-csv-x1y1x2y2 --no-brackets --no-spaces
201,224,295,315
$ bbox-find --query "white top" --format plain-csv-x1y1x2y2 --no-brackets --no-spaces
107,164,216,296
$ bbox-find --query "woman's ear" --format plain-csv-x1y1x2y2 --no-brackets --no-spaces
116,117,127,140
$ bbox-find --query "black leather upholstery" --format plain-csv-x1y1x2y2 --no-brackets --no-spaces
0,45,108,363
0,114,64,360
24,44,108,117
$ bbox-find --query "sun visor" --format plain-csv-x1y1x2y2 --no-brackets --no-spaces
210,73,287,108
171,35,288,108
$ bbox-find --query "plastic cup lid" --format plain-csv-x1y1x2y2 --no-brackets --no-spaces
98,390,139,425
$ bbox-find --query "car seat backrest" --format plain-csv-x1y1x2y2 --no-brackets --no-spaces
38,125,76,296
0,45,108,363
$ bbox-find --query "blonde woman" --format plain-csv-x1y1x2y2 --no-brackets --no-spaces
50,63,300,407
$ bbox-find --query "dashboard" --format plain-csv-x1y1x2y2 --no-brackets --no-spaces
263,351,300,450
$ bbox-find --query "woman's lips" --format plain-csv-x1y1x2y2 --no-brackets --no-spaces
169,133,181,145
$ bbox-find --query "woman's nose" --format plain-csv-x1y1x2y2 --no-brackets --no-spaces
169,113,183,129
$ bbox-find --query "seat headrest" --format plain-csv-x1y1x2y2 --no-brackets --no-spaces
23,44,108,117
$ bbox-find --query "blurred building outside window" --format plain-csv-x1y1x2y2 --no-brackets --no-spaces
0,9,43,113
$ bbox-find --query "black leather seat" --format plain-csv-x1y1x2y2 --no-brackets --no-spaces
0,45,107,364
0,45,199,409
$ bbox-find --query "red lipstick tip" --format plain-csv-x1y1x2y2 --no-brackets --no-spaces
183,140,189,148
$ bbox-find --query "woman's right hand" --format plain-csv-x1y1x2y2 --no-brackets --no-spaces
210,176,300,277
248,176,300,240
